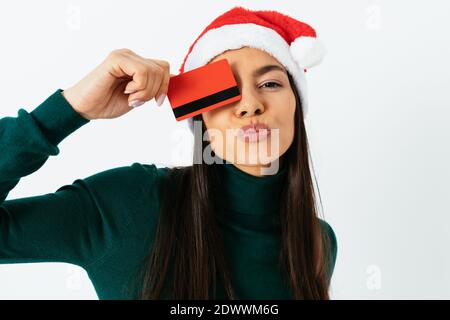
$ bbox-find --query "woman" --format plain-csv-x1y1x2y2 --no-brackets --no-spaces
0,6,337,299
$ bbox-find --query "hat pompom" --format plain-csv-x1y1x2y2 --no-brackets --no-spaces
290,36,326,69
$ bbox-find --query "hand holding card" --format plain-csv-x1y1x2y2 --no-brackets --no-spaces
166,59,241,121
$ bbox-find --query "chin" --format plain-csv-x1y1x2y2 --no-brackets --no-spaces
233,151,280,166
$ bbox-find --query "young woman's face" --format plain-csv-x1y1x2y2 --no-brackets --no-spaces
201,47,296,175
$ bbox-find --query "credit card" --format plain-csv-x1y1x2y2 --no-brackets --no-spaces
167,59,241,121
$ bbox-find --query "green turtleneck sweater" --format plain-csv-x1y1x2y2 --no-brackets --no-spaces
0,89,337,299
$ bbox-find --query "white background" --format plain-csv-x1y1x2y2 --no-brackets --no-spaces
0,0,449,299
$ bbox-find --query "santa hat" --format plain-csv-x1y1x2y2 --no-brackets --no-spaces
179,6,326,134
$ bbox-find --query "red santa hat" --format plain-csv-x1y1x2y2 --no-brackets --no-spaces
179,6,326,133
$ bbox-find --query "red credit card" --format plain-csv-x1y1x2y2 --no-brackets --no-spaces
167,59,241,121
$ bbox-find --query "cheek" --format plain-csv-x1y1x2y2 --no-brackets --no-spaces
201,112,212,129
276,96,296,149
271,91,295,118
202,108,227,131
201,111,228,154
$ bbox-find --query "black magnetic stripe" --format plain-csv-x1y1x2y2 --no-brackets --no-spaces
173,86,240,119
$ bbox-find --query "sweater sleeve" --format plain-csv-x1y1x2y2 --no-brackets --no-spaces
0,89,111,268
327,222,338,279
319,219,338,282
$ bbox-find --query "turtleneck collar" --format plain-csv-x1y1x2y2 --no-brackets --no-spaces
213,159,288,216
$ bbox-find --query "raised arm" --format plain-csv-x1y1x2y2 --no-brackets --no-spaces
1,49,170,269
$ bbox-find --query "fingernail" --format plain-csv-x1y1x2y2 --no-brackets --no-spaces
156,93,166,107
124,89,135,94
129,100,145,108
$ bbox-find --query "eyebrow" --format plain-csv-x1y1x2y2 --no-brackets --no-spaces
252,64,287,78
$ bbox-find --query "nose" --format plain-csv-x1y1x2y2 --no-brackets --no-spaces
234,90,265,119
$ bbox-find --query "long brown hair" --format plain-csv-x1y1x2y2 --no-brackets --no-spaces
135,72,333,299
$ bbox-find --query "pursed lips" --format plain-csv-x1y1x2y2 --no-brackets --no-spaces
236,122,271,142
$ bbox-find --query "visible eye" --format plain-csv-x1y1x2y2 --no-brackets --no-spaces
260,81,282,89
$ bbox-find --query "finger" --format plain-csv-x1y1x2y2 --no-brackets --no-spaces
154,69,170,106
152,59,171,104
112,55,148,95
107,50,146,86
149,67,164,101
123,54,164,101
152,59,170,71
128,66,163,104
